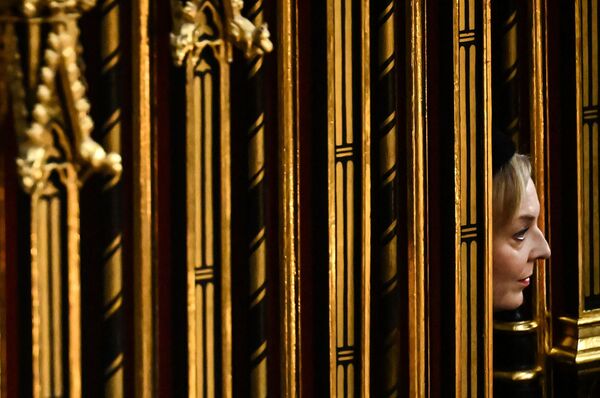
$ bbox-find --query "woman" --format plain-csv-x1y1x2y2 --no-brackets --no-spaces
492,133,551,311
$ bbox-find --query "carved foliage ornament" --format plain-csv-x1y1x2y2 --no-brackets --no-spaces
170,0,273,66
2,16,121,193
18,0,97,16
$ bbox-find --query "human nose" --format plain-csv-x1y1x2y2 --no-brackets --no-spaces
531,226,551,260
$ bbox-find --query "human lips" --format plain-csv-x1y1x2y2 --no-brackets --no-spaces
518,276,531,287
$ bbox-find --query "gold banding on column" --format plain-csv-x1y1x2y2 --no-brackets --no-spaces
453,0,493,396
326,0,371,395
242,0,268,396
170,1,272,396
276,0,301,395
0,2,122,397
370,0,400,395
99,0,124,396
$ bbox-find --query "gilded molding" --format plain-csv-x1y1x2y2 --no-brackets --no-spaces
551,314,600,364
453,0,493,395
494,320,539,332
170,0,272,66
494,367,542,381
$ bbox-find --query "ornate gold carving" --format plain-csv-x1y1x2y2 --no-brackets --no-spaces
1,4,121,397
170,0,272,66
20,0,97,16
4,22,121,192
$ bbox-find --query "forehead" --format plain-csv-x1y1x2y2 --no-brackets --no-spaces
516,178,540,217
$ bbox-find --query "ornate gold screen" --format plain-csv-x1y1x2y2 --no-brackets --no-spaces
1,0,599,397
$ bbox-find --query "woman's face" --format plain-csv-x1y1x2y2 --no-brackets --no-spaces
493,178,551,311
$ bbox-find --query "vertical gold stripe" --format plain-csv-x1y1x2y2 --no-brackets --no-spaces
0,124,5,398
453,1,463,394
327,0,338,395
360,1,371,395
459,46,467,226
50,195,63,395
575,0,586,313
66,169,81,398
583,0,589,106
132,0,154,395
407,0,426,396
334,0,343,148
347,162,355,348
470,242,477,395
186,61,198,398
38,197,50,396
198,284,205,398
208,282,217,398
344,1,353,146
469,46,477,226
31,193,41,398
530,0,550,385
584,123,591,297
482,1,494,394
594,123,599,295
336,163,343,351
278,0,301,395
219,52,233,398
205,65,217,398
590,0,600,105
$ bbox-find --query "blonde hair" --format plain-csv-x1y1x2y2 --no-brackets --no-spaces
493,154,532,230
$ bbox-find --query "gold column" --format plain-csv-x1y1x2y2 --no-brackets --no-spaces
453,0,493,396
243,1,268,396
407,0,427,396
170,2,272,396
0,21,8,398
276,0,301,396
551,0,600,372
530,0,550,394
0,145,5,398
131,0,154,396
99,0,124,396
371,0,400,395
1,2,122,397
326,0,370,395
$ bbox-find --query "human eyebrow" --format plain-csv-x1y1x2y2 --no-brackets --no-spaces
517,215,536,223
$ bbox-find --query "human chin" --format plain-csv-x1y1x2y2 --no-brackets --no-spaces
494,288,524,311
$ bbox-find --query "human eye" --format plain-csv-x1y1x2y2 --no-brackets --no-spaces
513,227,529,241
